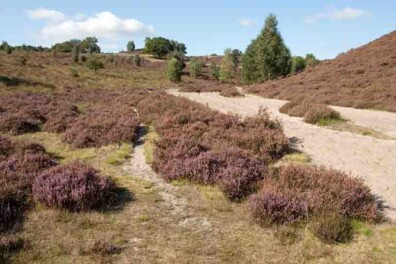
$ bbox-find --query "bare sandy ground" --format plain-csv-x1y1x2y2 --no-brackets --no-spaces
168,89,396,220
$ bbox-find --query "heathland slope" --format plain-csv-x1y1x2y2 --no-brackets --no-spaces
247,30,396,112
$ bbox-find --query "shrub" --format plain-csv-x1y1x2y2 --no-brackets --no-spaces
279,101,342,125
209,62,220,80
69,68,79,78
249,188,308,225
33,162,115,212
305,53,319,67
71,44,80,64
219,87,244,98
86,57,104,73
133,55,141,67
166,58,183,82
269,165,378,219
304,104,341,124
219,48,236,82
291,56,306,74
189,58,203,78
311,212,354,243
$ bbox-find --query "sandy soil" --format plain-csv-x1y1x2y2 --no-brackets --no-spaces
168,89,396,220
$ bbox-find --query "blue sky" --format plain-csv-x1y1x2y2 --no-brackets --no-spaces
1,1,395,59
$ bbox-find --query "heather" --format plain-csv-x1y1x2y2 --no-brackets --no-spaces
249,165,378,225
279,101,342,125
33,162,115,211
137,93,288,200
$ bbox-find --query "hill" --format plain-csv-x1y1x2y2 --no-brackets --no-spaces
247,31,396,112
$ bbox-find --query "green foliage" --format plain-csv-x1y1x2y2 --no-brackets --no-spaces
167,58,184,82
305,53,320,67
219,48,236,82
144,37,186,58
86,57,104,73
189,58,204,78
242,14,291,84
52,37,100,54
127,41,135,52
231,49,242,65
209,62,220,80
291,56,306,74
1,41,12,54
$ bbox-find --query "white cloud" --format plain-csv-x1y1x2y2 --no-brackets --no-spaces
304,7,371,23
27,9,155,45
238,17,257,27
27,8,67,22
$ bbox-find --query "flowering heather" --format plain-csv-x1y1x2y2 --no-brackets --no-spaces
33,162,115,211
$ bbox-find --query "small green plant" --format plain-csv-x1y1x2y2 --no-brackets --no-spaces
86,57,104,73
127,40,135,52
166,58,183,82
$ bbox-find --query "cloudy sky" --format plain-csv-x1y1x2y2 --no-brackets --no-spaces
1,0,395,59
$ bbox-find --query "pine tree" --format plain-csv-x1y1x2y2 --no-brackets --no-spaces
242,14,291,84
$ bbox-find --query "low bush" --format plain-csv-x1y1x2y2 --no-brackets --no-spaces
219,87,244,98
33,162,115,211
0,137,56,231
304,104,341,124
86,57,104,73
311,212,354,243
249,188,308,225
189,58,204,78
249,165,378,225
0,235,24,259
279,101,341,125
166,58,183,82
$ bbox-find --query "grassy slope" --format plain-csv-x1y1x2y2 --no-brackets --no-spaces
1,51,395,263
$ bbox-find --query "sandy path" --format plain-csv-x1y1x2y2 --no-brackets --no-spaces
168,89,396,220
123,127,211,229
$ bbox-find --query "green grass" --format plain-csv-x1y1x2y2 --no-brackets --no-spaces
143,126,160,164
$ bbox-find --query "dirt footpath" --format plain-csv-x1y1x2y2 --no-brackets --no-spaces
168,89,396,220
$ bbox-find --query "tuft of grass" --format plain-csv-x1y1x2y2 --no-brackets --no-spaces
143,126,159,164
351,219,374,237
282,152,311,165
105,143,132,165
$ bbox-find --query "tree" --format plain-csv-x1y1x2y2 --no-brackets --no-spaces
189,58,203,78
167,58,184,82
241,14,291,84
86,57,104,73
231,49,242,65
144,37,187,58
305,53,319,67
291,56,306,74
127,41,135,52
81,37,100,54
219,48,236,82
1,41,12,54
